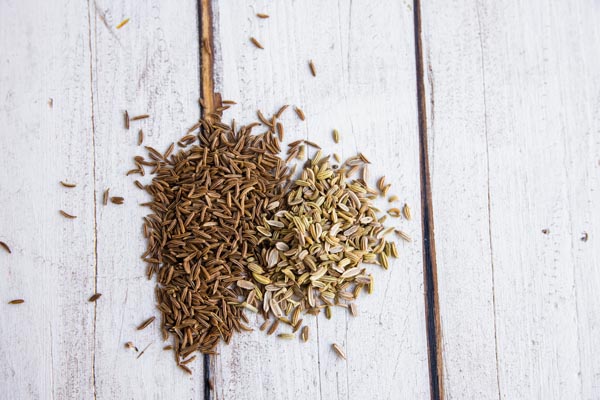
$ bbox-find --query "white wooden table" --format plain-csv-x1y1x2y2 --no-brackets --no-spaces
1,1,598,399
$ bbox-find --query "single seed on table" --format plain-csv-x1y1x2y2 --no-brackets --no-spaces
332,343,347,360
116,18,129,29
181,355,197,365
276,122,284,141
125,342,139,351
377,176,386,191
301,326,309,342
250,37,264,49
333,153,341,163
110,196,124,205
137,316,156,330
382,184,391,197
178,364,192,374
103,188,109,205
222,99,237,105
124,111,130,129
134,180,144,190
60,181,76,188
138,129,144,145
402,203,411,220
278,333,295,340
267,319,279,335
308,60,317,77
325,306,332,319
59,210,77,219
388,195,399,202
387,208,401,217
332,129,340,143
88,293,102,302
256,12,269,18
131,114,150,121
163,345,173,351
275,104,289,118
259,320,270,331
395,229,412,242
294,106,305,121
0,241,11,254
8,299,24,304
349,303,358,317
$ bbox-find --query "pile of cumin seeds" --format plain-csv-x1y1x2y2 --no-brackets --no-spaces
140,111,293,368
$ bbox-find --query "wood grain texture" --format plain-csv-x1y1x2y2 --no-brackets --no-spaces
210,1,430,399
88,0,205,398
0,1,96,399
420,0,600,398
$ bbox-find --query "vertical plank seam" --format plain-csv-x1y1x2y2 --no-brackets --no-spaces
474,4,502,399
198,1,215,399
412,1,444,399
85,1,99,399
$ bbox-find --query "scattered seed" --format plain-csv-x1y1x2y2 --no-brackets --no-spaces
294,107,305,121
59,210,77,219
256,13,269,18
88,293,102,302
137,316,156,330
116,18,130,29
332,343,347,360
267,320,279,335
277,333,295,340
138,129,144,145
124,111,130,129
125,342,139,351
387,208,401,217
301,326,309,342
0,241,11,254
8,299,24,304
581,232,588,242
178,364,193,374
103,189,110,205
250,37,264,49
131,114,150,121
308,60,316,77
332,129,340,143
388,195,399,202
60,181,77,188
394,229,412,242
134,180,144,190
48,98,53,108
349,303,358,317
163,345,173,351
402,203,411,220
110,196,124,205
542,228,550,235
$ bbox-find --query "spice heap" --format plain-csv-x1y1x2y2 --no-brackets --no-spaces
140,111,292,364
245,151,398,334
137,106,405,372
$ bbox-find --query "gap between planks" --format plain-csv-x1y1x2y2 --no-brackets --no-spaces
198,0,216,399
412,0,444,399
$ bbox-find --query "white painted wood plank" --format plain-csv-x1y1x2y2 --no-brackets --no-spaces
89,1,205,398
421,0,600,398
211,1,430,399
0,1,96,399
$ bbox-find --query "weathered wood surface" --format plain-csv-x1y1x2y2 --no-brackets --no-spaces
420,0,600,398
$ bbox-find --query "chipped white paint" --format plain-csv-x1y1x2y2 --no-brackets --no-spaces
421,0,600,399
211,1,430,399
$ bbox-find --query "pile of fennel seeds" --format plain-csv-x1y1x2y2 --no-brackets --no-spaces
137,107,404,372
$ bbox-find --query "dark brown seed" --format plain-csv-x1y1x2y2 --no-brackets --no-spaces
250,37,264,49
222,100,237,105
138,129,144,146
581,232,589,242
275,104,289,118
125,110,130,129
125,342,139,351
137,316,156,330
178,364,193,374
256,13,269,18
110,196,124,205
294,107,305,121
88,293,102,302
60,181,76,188
134,180,144,190
8,299,24,304
103,189,109,205
163,345,173,351
542,228,550,235
308,60,316,77
0,241,11,254
131,114,150,121
59,210,77,219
